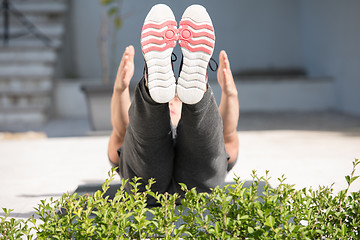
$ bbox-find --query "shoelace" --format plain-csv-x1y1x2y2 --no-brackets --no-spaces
177,56,218,79
209,58,218,72
171,52,177,63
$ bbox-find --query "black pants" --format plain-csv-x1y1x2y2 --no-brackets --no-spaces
118,78,229,198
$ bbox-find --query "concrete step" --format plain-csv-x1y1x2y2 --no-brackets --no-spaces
0,13,64,26
0,63,54,77
53,77,335,122
0,89,50,96
0,38,62,48
0,94,50,109
0,77,52,92
11,0,67,14
0,24,64,38
0,47,57,63
0,107,48,126
209,76,334,111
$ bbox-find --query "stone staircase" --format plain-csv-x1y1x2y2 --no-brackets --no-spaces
0,0,67,127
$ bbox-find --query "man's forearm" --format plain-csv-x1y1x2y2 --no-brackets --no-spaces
219,91,239,138
111,88,130,139
108,87,131,164
219,91,239,163
108,45,134,165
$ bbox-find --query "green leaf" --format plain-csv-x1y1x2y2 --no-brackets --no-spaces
108,7,118,16
179,183,188,191
240,215,249,220
248,226,254,234
115,17,122,29
345,175,351,184
265,216,275,228
225,195,232,202
254,201,261,209
94,190,102,200
100,0,114,5
215,222,220,235
290,225,300,233
257,208,264,218
350,176,359,184
341,224,347,236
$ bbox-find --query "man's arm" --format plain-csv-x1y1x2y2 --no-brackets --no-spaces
108,45,135,165
217,50,239,164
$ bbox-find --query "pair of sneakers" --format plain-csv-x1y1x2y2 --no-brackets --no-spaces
141,4,215,105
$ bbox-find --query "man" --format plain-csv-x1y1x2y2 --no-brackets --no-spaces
107,4,239,198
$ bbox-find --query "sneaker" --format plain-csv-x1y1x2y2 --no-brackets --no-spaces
140,4,177,103
177,5,215,104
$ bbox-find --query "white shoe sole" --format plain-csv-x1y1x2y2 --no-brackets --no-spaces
140,4,177,103
177,5,215,104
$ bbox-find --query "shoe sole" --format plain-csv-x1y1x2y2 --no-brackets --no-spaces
140,4,177,103
177,5,215,104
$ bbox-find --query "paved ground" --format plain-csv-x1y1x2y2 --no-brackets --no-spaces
0,111,360,220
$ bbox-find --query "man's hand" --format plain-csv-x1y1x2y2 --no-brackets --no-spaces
217,50,238,97
108,45,134,165
114,45,135,92
217,50,239,165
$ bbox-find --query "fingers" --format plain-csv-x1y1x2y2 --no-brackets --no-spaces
218,50,231,74
222,50,231,71
119,47,128,70
123,45,135,80
118,45,135,72
119,45,135,70
223,68,227,76
123,61,133,80
115,45,135,91
218,50,237,96
218,50,225,69
127,45,135,58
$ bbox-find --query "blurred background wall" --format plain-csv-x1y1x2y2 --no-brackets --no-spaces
60,0,303,80
1,0,359,129
300,1,360,115
59,0,360,114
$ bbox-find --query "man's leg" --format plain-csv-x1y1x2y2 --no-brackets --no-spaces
173,86,228,192
173,5,227,192
118,4,178,197
119,78,175,194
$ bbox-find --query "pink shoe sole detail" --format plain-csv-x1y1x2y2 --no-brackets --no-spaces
178,19,215,55
179,19,214,32
141,20,178,54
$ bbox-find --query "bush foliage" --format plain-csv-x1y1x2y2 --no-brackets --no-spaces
1,159,359,239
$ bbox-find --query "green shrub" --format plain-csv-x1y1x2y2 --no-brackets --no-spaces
1,159,359,239
0,208,35,240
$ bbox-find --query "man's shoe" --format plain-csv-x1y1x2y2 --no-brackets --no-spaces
177,5,215,104
140,4,177,103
